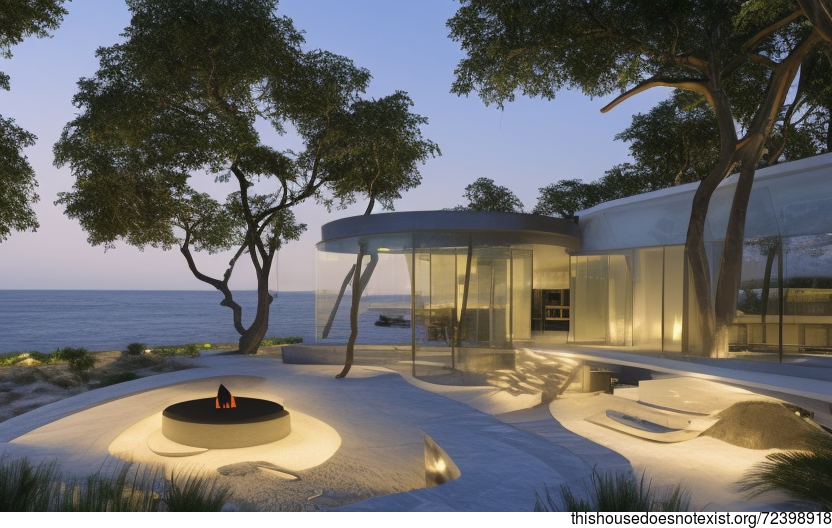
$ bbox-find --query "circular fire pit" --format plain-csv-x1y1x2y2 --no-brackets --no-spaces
162,385,291,449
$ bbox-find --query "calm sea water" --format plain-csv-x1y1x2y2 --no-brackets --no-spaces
0,290,412,354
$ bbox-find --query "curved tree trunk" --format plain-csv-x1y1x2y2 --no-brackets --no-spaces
237,276,274,354
337,243,365,378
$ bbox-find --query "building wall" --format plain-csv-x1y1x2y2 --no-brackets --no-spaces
573,153,832,351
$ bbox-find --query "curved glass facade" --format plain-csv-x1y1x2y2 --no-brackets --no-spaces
315,211,580,373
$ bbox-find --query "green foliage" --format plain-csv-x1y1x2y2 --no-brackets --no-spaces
0,117,39,241
533,179,607,219
149,343,204,358
28,351,54,364
316,91,441,215
162,469,231,512
740,438,832,510
449,177,524,213
56,464,161,512
0,351,57,367
97,372,139,388
0,458,60,512
0,458,230,512
0,0,68,242
260,336,303,346
54,347,96,376
536,470,691,512
124,342,147,356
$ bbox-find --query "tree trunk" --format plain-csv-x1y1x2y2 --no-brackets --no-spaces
713,151,760,357
684,158,733,357
337,244,365,378
237,270,274,354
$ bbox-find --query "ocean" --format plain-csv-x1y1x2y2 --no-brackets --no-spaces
0,290,413,354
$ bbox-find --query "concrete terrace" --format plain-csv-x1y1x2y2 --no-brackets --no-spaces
1,345,830,511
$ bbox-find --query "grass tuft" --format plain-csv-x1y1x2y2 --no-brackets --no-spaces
536,469,691,512
0,458,61,512
162,469,232,512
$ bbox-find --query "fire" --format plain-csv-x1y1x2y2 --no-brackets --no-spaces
215,384,237,408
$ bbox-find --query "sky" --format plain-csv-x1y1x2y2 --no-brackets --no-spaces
0,0,670,291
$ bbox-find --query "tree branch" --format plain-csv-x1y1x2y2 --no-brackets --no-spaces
601,77,711,113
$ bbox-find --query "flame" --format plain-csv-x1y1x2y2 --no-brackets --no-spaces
215,395,237,408
215,384,237,408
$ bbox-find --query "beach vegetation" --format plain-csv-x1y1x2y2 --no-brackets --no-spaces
260,336,303,346
0,351,57,367
535,469,691,512
0,458,61,511
54,347,96,377
124,342,146,356
53,0,438,355
0,458,231,512
162,468,232,512
449,0,832,357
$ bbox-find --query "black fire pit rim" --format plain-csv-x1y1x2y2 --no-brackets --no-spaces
162,397,287,425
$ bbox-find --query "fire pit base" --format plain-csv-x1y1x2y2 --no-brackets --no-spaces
162,397,291,449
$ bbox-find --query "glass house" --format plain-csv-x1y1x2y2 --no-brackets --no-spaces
573,153,832,356
314,152,832,368
315,211,580,373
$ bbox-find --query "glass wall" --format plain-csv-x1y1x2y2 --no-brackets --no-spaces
735,233,832,350
315,235,413,345
571,246,683,350
316,234,538,372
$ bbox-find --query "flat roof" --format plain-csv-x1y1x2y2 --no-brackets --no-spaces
319,210,581,253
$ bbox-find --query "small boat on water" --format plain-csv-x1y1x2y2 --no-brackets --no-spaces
374,315,411,328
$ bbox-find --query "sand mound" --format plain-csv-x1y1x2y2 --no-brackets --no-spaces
702,401,831,450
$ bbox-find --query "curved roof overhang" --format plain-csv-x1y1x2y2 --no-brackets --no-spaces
318,211,581,254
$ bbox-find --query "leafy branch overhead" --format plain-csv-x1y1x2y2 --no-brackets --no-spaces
0,0,68,241
53,0,438,353
450,0,832,357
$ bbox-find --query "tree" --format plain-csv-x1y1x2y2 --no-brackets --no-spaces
0,0,68,241
450,0,832,357
54,0,436,354
302,90,440,379
316,91,440,216
533,179,602,219
450,177,524,212
534,81,830,219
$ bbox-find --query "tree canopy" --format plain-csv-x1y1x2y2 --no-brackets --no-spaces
314,90,440,215
450,0,832,356
54,0,437,353
0,0,68,241
450,177,524,213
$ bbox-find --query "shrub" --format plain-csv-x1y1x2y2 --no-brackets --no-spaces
54,347,96,377
535,469,691,512
260,336,303,346
28,351,54,364
124,342,147,356
0,352,49,367
182,344,200,358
